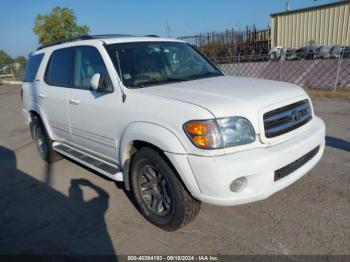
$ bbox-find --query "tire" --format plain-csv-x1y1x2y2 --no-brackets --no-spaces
130,147,201,231
33,116,62,163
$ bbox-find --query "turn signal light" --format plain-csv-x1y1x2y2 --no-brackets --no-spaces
184,120,222,149
193,135,209,147
186,122,207,135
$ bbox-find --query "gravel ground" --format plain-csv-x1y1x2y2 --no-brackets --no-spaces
0,84,349,256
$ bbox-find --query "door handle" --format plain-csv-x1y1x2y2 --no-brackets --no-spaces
39,93,47,99
69,98,80,105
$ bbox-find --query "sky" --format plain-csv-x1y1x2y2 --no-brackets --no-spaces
1,0,336,57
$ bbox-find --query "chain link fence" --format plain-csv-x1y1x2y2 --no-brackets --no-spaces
1,51,349,90
213,51,350,90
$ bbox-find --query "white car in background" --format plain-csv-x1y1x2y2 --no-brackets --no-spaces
22,35,325,231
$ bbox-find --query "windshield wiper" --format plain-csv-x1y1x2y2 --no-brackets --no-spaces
129,77,189,88
128,72,222,88
184,71,223,80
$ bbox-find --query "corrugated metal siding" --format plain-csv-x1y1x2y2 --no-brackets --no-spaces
272,1,350,48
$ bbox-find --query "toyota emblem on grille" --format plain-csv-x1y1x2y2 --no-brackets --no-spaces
292,110,302,122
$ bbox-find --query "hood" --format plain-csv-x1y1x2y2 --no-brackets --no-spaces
141,76,308,131
142,76,307,133
142,76,307,115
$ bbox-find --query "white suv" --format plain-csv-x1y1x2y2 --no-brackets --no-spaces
22,35,325,231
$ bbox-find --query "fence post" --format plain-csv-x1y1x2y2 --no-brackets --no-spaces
334,51,344,91
237,54,240,76
10,68,15,81
278,56,282,81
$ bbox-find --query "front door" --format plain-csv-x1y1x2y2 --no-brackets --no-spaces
67,45,120,163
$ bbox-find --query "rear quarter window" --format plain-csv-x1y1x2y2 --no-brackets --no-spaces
23,53,44,82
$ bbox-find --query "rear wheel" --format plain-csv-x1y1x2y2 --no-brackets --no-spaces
130,147,201,231
33,117,62,163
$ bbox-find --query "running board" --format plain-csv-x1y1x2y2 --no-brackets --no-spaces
53,142,123,181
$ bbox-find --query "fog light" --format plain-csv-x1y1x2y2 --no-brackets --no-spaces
230,177,247,193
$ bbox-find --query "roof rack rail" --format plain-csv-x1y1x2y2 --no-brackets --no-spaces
36,34,158,50
37,35,93,50
91,34,133,39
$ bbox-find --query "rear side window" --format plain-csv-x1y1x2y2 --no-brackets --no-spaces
23,53,44,82
45,48,73,87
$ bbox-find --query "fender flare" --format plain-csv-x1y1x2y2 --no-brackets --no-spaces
119,121,200,194
120,121,187,161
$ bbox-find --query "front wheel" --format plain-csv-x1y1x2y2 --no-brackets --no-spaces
130,147,201,231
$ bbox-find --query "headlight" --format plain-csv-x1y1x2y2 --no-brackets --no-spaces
184,117,255,149
216,117,255,147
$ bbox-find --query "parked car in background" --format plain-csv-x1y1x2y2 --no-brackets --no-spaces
269,47,296,60
330,45,345,58
283,48,296,60
269,46,283,60
343,46,350,58
316,45,332,59
295,45,319,60
295,47,308,59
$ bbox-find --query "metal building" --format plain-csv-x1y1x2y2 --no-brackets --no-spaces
271,1,350,48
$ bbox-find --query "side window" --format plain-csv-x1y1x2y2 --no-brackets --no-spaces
45,48,73,87
23,53,44,82
73,46,109,89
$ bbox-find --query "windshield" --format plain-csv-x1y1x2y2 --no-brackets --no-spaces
106,41,223,88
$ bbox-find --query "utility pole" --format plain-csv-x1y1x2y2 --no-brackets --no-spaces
285,0,291,11
165,23,171,38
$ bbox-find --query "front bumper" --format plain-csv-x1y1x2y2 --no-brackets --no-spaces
179,117,325,206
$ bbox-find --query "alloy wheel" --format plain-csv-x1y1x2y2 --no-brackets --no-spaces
138,165,173,216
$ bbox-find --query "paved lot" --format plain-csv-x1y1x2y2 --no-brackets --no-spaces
0,84,349,255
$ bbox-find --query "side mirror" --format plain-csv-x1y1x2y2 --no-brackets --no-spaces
90,73,114,93
90,73,101,91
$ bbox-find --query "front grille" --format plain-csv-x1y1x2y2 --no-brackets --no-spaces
274,146,320,181
264,100,312,138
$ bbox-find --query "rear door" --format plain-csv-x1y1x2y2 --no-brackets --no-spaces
22,53,45,119
38,48,73,142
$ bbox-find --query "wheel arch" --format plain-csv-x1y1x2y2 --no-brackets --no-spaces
119,122,200,194
120,121,187,161
28,108,54,140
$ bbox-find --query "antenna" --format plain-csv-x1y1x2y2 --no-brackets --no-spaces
116,50,126,102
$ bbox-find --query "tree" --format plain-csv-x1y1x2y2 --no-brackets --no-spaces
33,7,90,46
0,50,14,65
14,56,27,66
